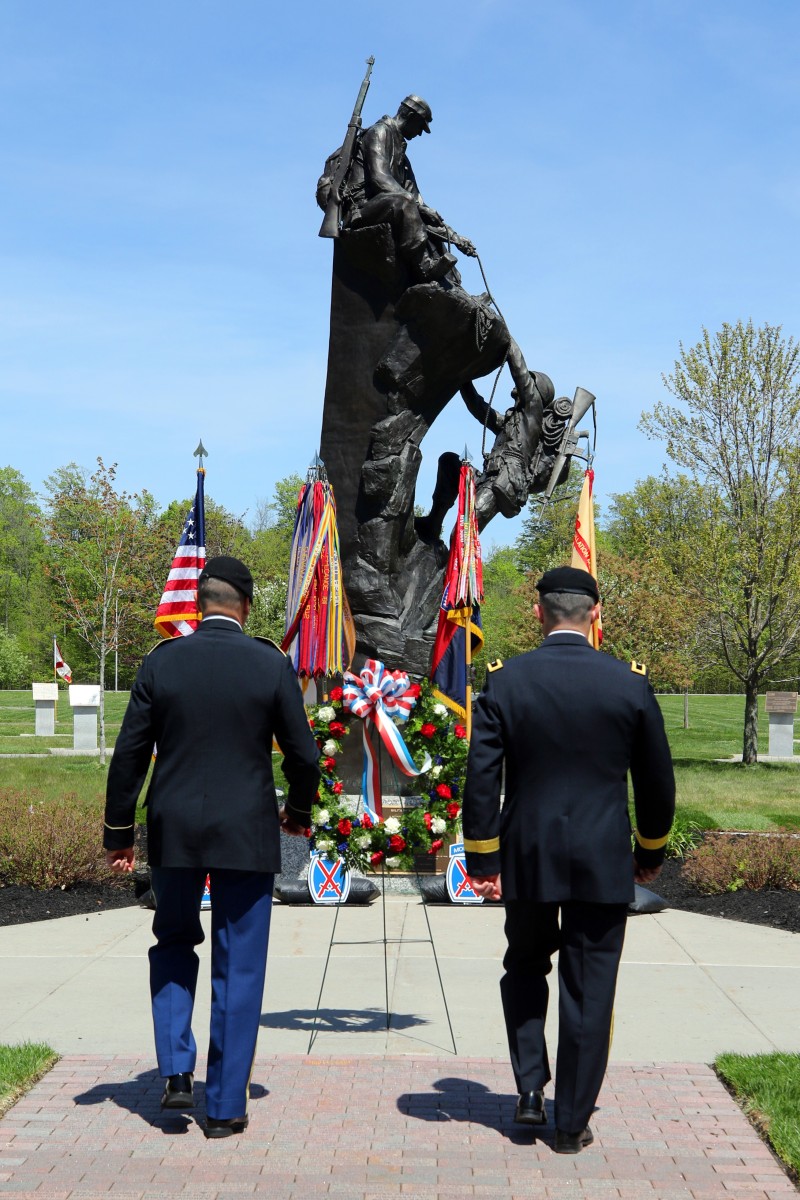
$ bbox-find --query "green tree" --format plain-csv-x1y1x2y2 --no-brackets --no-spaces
641,321,800,761
44,460,161,762
0,628,31,688
0,467,49,665
249,474,303,582
515,464,588,573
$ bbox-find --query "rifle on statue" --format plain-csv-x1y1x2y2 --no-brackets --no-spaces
318,55,375,239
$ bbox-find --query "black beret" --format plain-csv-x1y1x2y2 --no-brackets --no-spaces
199,555,254,601
537,566,600,603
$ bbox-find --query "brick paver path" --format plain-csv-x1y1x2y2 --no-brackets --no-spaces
0,1055,796,1198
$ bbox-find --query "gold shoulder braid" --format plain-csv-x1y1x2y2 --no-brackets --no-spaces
487,658,504,673
630,660,647,675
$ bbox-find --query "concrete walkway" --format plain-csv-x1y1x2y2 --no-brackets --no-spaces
0,898,798,1198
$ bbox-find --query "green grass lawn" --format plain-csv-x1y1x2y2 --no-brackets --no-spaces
1,689,798,832
716,1052,800,1178
655,694,800,834
0,689,129,755
0,1042,58,1116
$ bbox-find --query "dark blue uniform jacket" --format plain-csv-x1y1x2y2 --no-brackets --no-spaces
462,633,675,904
104,618,320,872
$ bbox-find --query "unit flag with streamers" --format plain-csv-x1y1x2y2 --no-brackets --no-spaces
430,460,484,736
281,468,355,681
571,467,602,649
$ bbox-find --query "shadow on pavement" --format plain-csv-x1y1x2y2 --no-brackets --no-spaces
73,1069,268,1131
261,1006,427,1033
398,1076,553,1146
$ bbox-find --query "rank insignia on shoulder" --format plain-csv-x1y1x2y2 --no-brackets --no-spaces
487,658,504,672
148,638,173,654
253,635,286,655
630,660,647,675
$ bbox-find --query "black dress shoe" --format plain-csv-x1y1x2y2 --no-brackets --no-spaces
514,1090,546,1125
161,1073,194,1109
554,1125,594,1154
203,1115,250,1139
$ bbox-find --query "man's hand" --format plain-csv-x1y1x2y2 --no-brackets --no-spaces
279,807,311,838
106,848,135,873
633,857,663,886
468,872,502,901
453,235,477,257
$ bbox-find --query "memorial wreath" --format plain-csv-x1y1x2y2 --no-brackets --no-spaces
308,678,467,872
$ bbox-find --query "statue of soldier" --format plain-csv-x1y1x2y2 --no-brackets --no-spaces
317,95,476,283
461,341,572,524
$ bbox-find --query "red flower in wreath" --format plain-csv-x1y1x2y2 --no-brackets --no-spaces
329,686,343,701
435,784,452,800
454,724,467,739
308,718,315,728
429,838,444,854
370,850,384,865
323,756,336,771
388,834,406,852
406,682,421,699
446,802,460,820
338,818,352,837
329,721,346,736
361,813,373,830
332,781,344,795
423,812,433,831
420,723,437,739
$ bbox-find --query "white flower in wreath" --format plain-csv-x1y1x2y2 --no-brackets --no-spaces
355,834,372,850
385,856,401,868
430,765,443,778
431,816,447,835
322,739,338,756
433,703,448,718
315,838,335,853
315,809,330,825
384,816,401,834
317,706,336,723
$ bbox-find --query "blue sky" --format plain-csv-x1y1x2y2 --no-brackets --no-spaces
2,0,799,552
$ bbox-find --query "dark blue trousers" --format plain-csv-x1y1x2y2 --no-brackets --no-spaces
501,900,628,1133
149,867,274,1120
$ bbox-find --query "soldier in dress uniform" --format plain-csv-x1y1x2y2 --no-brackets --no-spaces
462,566,675,1154
104,556,320,1138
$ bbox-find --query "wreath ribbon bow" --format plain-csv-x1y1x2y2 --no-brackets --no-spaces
343,658,431,820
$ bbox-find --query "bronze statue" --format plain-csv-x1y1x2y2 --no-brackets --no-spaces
318,94,475,282
315,70,592,674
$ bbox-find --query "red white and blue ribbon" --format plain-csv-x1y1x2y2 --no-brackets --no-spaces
343,658,431,821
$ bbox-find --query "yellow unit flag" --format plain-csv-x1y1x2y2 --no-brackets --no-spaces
571,468,602,650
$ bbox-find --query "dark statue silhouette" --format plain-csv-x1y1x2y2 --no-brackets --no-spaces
317,78,592,675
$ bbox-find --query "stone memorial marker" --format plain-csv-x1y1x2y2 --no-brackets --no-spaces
68,684,101,751
32,682,59,736
765,691,798,758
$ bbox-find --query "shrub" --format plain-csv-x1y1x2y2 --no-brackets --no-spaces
0,789,107,889
665,812,704,859
682,832,800,895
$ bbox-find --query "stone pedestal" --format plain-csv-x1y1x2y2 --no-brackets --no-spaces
68,684,100,751
765,692,797,758
32,683,59,736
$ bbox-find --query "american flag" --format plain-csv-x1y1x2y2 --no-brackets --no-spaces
154,469,206,638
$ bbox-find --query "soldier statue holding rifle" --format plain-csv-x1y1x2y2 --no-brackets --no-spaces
317,63,475,284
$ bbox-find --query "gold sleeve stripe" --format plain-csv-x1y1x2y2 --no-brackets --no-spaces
635,830,669,850
463,836,500,853
104,822,135,830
